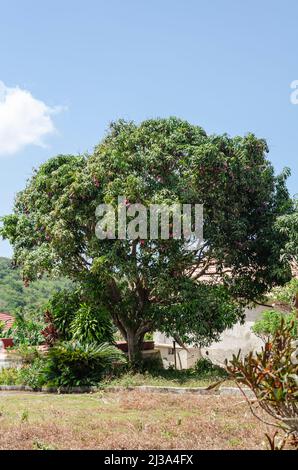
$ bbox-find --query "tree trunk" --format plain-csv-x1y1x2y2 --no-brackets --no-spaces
126,328,145,367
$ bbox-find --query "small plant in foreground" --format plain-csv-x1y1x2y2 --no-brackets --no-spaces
226,320,298,450
21,409,29,422
33,440,56,450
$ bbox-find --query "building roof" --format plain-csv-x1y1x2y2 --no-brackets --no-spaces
0,313,14,330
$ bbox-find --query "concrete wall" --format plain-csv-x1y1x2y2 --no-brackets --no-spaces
154,306,265,369
154,341,202,370
0,341,21,370
201,321,263,366
0,343,10,369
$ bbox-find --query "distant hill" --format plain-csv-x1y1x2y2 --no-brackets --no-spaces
0,257,72,313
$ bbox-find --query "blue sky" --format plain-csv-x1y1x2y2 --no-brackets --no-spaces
0,0,298,257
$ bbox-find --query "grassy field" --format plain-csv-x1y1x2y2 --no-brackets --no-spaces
101,369,231,388
0,390,269,450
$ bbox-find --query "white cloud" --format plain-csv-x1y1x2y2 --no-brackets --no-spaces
0,81,63,156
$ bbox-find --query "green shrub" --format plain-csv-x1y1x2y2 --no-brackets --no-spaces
2,340,126,389
252,310,297,340
70,303,113,344
138,351,164,373
194,357,227,377
144,332,154,341
269,278,298,305
6,309,44,346
0,320,14,339
48,289,114,344
13,345,41,364
43,341,126,387
18,358,46,390
0,367,19,385
0,347,47,389
47,289,78,340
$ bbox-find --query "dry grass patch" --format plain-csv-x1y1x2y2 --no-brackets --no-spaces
0,390,269,450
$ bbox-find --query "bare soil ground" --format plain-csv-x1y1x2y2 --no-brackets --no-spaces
0,390,270,450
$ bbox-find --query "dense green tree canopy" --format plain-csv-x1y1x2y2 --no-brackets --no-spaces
276,197,298,267
1,118,293,361
276,197,298,314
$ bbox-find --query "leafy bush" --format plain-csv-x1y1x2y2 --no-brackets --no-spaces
0,367,19,385
41,310,60,346
226,320,298,449
194,357,227,377
70,303,114,344
43,341,126,387
6,309,44,346
18,358,46,390
0,348,46,389
1,341,126,389
252,310,297,340
47,288,114,344
12,345,41,364
269,278,298,306
144,332,154,341
47,289,78,340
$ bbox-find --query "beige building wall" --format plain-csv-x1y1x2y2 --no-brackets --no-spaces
154,306,265,369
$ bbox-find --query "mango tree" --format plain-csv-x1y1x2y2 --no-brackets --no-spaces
1,118,293,364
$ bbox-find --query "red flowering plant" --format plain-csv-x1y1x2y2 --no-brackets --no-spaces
226,320,298,449
41,310,60,347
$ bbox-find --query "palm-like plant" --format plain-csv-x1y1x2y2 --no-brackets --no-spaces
44,340,126,387
70,303,114,344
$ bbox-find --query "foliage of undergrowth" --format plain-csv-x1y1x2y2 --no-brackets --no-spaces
0,367,19,385
2,342,126,389
227,320,298,450
268,278,298,306
194,357,227,377
4,309,44,346
252,310,297,340
0,355,227,389
18,358,47,389
10,345,40,364
0,320,6,337
47,288,114,344
43,341,126,387
101,358,228,388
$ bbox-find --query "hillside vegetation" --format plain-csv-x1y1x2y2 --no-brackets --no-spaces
0,257,71,313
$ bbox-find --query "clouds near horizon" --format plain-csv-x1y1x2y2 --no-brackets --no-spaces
0,81,63,156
